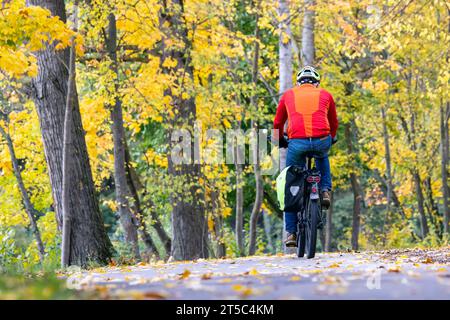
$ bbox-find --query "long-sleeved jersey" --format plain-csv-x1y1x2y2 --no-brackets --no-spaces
273,83,338,140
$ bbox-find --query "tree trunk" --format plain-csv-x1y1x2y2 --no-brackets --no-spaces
345,123,363,251
26,0,66,228
278,0,293,94
350,172,362,251
211,188,226,258
0,125,45,262
160,0,208,260
213,216,226,258
248,12,263,256
234,137,245,256
278,0,295,254
424,177,440,236
381,104,393,212
28,0,111,267
105,12,140,260
373,169,405,218
231,65,245,256
262,210,274,253
301,0,316,66
214,215,227,258
61,15,76,267
413,170,429,239
409,104,429,239
440,100,449,234
319,227,325,251
61,2,78,267
324,193,333,252
123,144,159,258
406,70,429,239
126,179,159,258
124,146,171,255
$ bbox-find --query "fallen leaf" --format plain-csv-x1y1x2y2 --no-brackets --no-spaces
232,284,253,296
93,285,109,294
201,273,213,280
304,269,323,274
388,266,401,273
290,276,301,281
321,276,343,284
421,257,434,264
178,269,191,280
249,268,259,275
143,292,168,299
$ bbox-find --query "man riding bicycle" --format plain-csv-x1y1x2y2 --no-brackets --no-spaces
273,66,338,247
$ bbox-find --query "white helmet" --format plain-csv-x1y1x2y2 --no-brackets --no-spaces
296,66,320,84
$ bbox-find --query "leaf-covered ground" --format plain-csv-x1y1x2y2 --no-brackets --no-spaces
66,247,450,300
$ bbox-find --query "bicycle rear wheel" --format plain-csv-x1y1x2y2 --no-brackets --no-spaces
305,199,319,259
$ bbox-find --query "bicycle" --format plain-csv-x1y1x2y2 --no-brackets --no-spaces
296,156,324,259
271,135,328,259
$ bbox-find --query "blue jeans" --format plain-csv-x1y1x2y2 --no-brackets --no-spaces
284,135,332,233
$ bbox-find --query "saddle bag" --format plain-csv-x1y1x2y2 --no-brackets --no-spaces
276,165,306,212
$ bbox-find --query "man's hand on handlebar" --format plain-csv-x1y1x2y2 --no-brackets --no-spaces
268,133,289,149
279,137,288,149
332,136,338,145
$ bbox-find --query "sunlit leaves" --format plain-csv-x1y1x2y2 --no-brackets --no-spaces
0,0,74,77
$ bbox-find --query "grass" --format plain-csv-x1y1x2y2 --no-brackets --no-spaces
0,255,88,300
0,272,81,300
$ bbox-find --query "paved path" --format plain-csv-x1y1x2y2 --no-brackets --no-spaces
67,248,450,299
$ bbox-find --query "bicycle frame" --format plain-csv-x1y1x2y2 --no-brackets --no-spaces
304,156,321,200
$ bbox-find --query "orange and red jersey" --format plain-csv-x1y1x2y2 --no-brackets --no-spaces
273,84,338,140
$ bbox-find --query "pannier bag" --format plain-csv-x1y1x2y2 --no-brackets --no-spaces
276,165,306,212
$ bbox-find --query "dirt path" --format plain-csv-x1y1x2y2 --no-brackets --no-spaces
67,248,450,299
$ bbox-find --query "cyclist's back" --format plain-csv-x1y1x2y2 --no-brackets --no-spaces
276,84,337,140
273,66,338,247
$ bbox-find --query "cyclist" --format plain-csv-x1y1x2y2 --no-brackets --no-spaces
273,66,338,247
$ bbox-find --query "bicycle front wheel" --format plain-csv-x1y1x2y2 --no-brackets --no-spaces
305,199,319,259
